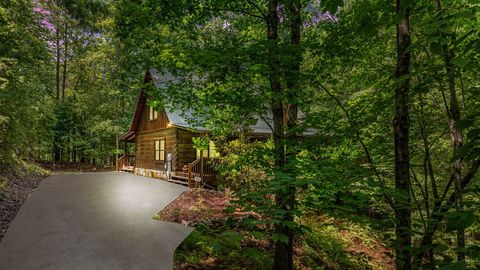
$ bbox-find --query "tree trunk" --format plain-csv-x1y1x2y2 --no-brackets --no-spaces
393,0,412,269
53,6,61,161
286,0,301,131
121,94,125,114
55,25,60,101
418,100,436,264
272,2,302,270
445,48,465,263
53,138,61,162
434,0,465,261
266,1,292,270
62,20,68,101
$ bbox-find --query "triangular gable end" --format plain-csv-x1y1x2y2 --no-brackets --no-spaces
119,70,156,141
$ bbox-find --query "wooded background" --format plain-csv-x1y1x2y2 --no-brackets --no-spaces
1,0,479,269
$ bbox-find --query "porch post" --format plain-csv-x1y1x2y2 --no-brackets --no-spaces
116,135,119,171
124,141,128,167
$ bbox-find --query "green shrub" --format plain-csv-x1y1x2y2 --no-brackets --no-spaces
213,138,274,192
175,223,273,269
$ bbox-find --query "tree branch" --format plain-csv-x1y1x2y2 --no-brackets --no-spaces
413,158,480,264
314,81,395,209
244,0,266,19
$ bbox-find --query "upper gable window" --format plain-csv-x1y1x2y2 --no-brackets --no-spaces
149,106,158,120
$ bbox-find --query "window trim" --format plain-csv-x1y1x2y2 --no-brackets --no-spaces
149,106,158,121
154,138,165,161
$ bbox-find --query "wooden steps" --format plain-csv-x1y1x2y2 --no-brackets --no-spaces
170,172,189,185
169,170,217,187
167,178,189,186
174,172,189,178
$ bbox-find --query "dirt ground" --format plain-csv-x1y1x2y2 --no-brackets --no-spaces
159,189,394,270
0,174,46,241
155,188,232,227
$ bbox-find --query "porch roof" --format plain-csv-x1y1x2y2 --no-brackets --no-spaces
119,130,135,142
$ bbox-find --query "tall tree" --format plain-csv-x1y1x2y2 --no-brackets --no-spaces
265,1,293,269
434,0,465,261
393,0,412,268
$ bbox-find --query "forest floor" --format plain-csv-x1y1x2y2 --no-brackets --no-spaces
156,189,395,270
0,162,49,241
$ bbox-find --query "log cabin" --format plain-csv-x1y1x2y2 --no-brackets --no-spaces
116,69,315,187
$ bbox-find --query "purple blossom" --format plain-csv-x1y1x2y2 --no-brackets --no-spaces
303,0,339,27
40,18,55,31
304,11,339,27
318,11,339,22
33,7,51,16
32,0,56,33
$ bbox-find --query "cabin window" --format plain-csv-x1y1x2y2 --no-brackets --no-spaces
196,149,209,159
149,106,158,120
154,139,165,161
196,141,219,159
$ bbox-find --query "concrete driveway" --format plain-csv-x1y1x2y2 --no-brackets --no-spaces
0,172,192,270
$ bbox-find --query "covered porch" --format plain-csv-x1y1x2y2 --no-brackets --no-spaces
116,131,135,172
115,130,215,188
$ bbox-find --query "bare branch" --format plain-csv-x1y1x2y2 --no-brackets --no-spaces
244,0,266,19
313,81,395,209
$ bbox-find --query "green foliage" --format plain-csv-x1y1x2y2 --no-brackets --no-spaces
446,212,475,232
0,0,139,166
175,215,394,270
192,136,210,151
115,0,480,267
0,0,53,163
214,138,274,191
1,0,479,268
175,223,273,269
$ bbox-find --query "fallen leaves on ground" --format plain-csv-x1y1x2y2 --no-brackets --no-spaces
156,188,233,227
0,173,46,241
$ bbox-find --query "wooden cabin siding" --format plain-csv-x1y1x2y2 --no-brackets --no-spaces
129,94,199,174
135,128,176,170
175,128,197,170
137,101,169,132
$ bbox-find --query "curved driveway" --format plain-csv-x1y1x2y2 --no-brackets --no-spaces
0,172,192,270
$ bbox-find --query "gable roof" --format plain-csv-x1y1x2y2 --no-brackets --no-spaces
119,68,316,141
118,89,146,141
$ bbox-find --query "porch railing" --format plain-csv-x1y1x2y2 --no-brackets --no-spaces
187,157,215,188
116,155,135,171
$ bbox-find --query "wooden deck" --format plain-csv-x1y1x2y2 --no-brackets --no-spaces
116,156,215,188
